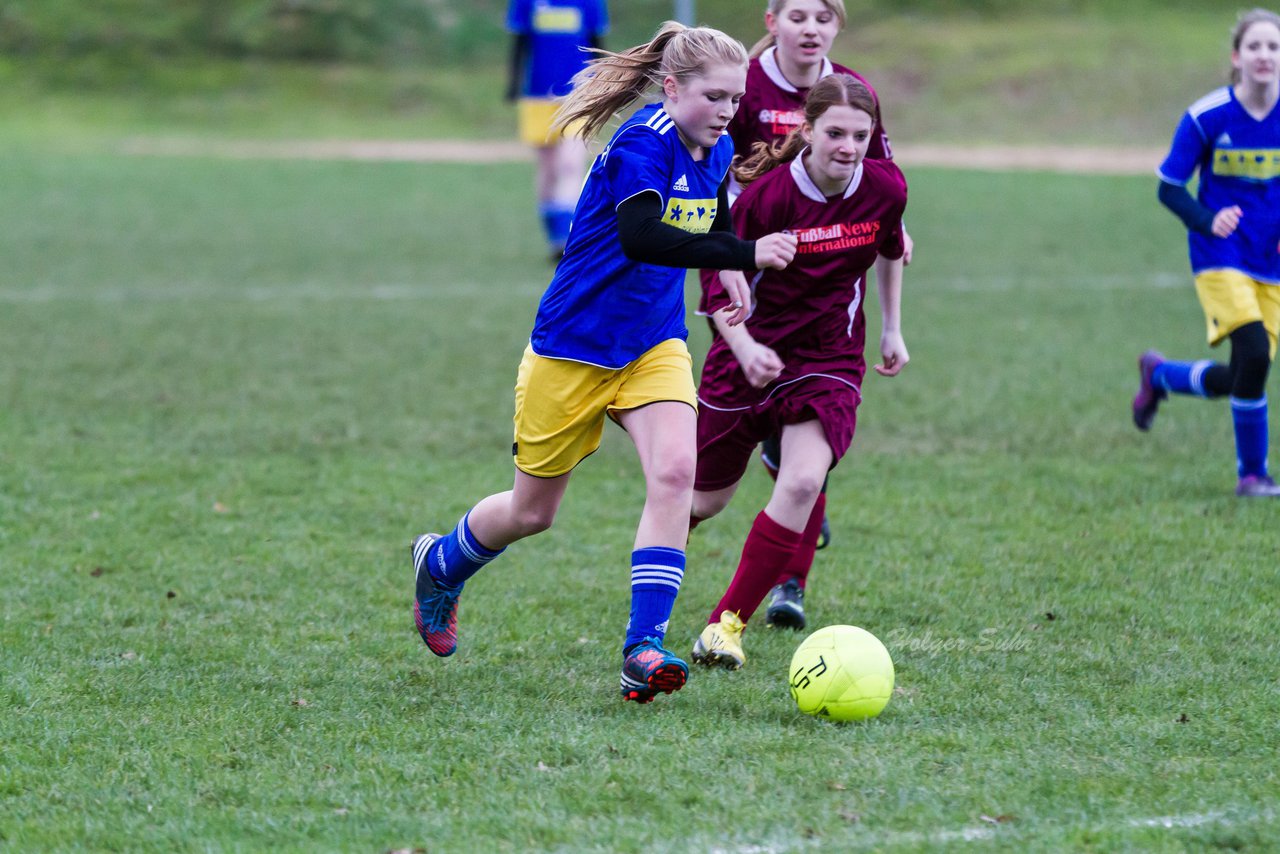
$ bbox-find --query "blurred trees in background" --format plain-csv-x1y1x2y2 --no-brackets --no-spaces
0,0,1227,67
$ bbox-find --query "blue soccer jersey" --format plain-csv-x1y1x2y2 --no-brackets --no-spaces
530,103,736,368
1158,86,1280,283
506,0,608,98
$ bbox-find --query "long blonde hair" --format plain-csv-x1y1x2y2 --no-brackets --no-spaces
749,0,848,59
1230,8,1280,84
733,74,876,187
553,22,748,141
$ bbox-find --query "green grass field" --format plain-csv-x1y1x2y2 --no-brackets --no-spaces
3,133,1279,851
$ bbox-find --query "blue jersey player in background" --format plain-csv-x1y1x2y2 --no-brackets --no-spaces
411,23,798,704
506,0,609,261
1135,8,1280,497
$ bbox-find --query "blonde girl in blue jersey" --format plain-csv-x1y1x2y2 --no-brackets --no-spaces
1136,8,1280,497
411,22,798,704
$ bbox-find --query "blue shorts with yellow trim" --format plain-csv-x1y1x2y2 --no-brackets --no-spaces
512,338,696,478
1194,269,1280,357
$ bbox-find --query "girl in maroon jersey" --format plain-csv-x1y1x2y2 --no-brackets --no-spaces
696,0,912,629
689,74,908,670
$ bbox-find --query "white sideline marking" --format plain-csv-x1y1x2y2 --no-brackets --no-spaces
0,282,544,304
119,138,1166,176
706,808,1274,852
0,273,1184,305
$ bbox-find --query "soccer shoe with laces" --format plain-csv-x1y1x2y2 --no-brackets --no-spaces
412,533,463,657
620,639,688,703
1236,474,1280,497
692,610,746,670
1132,350,1167,432
765,579,806,630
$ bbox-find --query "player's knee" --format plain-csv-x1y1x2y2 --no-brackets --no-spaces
649,452,696,498
776,473,825,509
511,505,557,537
692,490,730,520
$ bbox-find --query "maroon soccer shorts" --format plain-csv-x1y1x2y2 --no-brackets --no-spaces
694,376,861,492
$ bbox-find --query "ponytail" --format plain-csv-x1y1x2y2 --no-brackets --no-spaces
553,23,748,141
734,132,807,187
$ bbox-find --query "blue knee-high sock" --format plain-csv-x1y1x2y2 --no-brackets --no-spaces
1153,359,1214,397
1231,395,1269,478
428,511,504,588
539,202,575,250
624,547,685,652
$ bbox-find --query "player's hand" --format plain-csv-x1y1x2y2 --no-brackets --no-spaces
1212,205,1243,238
874,331,909,377
735,341,784,388
902,227,914,266
755,232,798,270
718,270,752,327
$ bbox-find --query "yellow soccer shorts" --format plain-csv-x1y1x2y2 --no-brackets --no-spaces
1194,269,1280,357
512,339,697,478
517,98,567,147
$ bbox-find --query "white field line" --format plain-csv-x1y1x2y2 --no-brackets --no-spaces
703,808,1275,853
0,282,545,304
118,137,1166,176
0,273,1187,305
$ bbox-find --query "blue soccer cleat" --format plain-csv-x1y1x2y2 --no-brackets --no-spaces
1236,474,1280,498
1133,350,1167,432
620,638,688,703
412,533,463,657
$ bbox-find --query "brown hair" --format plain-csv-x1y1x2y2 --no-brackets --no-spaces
1230,8,1280,84
733,73,876,187
552,22,748,141
749,0,848,60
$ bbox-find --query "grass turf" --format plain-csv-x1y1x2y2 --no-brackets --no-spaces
2,147,1278,851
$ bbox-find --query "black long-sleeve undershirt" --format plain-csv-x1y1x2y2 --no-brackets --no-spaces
614,178,757,271
1158,180,1216,237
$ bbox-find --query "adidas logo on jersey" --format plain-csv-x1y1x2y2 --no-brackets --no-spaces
672,174,689,192
1217,132,1233,146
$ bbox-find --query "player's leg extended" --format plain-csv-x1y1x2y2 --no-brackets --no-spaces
1134,271,1257,429
413,471,571,657
414,343,600,656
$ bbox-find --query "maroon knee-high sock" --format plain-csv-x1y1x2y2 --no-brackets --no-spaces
776,493,826,589
709,511,802,625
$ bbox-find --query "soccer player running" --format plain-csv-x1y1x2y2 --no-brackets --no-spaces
695,0,911,631
505,0,609,262
412,23,798,703
1135,8,1280,497
688,74,908,670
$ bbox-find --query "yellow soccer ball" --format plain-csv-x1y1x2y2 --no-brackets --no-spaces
789,625,894,722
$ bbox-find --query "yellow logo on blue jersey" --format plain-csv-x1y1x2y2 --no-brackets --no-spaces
1212,148,1280,180
533,4,583,34
663,198,718,234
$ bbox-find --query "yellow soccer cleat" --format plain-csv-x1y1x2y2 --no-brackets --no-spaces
692,610,747,670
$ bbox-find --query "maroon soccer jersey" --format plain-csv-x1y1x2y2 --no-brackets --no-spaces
698,47,892,310
730,47,891,168
697,155,907,410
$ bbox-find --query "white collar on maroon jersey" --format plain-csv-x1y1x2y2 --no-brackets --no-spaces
790,148,864,202
760,46,835,94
